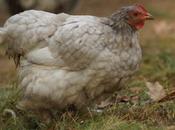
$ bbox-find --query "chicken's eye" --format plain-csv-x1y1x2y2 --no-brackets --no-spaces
134,12,138,16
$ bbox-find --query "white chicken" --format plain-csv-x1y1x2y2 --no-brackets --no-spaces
0,4,153,113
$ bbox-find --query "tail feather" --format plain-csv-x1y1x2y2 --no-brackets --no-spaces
0,28,6,45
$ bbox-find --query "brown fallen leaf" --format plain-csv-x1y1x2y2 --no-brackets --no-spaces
146,81,175,103
146,82,166,102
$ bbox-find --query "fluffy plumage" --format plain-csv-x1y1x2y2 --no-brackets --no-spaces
1,4,152,111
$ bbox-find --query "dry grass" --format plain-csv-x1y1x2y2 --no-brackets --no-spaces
1,0,175,129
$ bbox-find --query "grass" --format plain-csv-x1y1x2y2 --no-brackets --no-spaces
1,0,175,130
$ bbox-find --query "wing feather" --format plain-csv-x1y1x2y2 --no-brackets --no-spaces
49,16,115,70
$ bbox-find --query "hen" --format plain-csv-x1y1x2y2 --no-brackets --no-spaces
0,4,153,112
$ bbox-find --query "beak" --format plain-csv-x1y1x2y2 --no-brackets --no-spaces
145,13,154,20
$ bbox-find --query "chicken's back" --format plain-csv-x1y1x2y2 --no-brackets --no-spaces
4,10,70,65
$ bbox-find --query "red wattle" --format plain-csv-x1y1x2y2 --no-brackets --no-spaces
135,21,145,30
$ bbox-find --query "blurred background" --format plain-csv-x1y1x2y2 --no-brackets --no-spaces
1,0,175,129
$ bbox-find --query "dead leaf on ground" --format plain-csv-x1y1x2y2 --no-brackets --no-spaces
146,81,166,102
146,81,175,103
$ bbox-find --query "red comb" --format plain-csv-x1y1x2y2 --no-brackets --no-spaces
135,4,148,12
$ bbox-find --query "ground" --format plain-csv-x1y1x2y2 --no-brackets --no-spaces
1,0,175,130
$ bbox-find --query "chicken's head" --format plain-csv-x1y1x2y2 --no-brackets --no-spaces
126,4,154,30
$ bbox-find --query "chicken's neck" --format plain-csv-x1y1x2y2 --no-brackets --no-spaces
101,11,137,48
108,10,136,33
